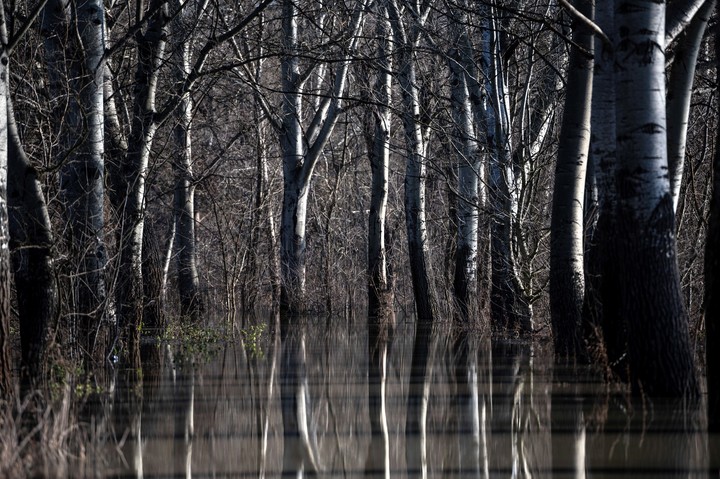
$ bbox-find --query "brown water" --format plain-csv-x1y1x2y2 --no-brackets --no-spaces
84,320,716,478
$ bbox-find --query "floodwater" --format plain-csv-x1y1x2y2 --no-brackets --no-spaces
80,320,717,478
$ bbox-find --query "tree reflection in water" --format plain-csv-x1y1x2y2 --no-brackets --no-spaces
86,320,713,478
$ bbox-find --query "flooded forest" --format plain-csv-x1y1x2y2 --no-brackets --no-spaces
1,0,720,477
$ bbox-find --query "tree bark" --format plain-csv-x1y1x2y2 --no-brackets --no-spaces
550,0,593,359
386,3,436,476
614,1,698,398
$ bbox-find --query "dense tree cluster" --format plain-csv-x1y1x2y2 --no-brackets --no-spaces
0,0,715,413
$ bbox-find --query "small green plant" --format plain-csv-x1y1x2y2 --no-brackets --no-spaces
48,361,105,401
161,321,225,363
241,323,266,358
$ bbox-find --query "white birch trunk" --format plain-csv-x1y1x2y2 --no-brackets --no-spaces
172,2,201,320
613,0,698,397
365,4,393,477
550,0,593,358
117,0,168,364
278,0,367,322
43,0,108,361
449,3,480,325
482,6,531,332
666,0,714,212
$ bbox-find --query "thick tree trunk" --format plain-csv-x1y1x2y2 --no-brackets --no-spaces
386,4,436,477
7,97,57,379
614,1,698,398
550,0,593,359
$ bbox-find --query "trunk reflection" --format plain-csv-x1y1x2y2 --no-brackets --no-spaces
70,321,714,478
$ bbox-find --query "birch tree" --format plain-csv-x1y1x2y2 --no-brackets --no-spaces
276,0,367,324
113,0,169,363
8,95,57,378
666,0,714,212
42,0,108,362
386,2,437,475
550,0,593,359
613,0,698,397
171,0,203,321
584,0,624,370
482,4,531,333
365,3,393,476
448,2,481,326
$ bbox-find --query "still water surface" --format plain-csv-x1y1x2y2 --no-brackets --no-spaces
90,320,718,478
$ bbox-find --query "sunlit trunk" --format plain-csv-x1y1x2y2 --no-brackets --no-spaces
613,1,698,398
550,0,593,359
385,4,436,476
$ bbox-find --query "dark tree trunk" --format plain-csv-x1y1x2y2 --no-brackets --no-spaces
142,221,165,335
705,0,720,431
0,46,10,396
583,0,626,376
8,98,57,379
